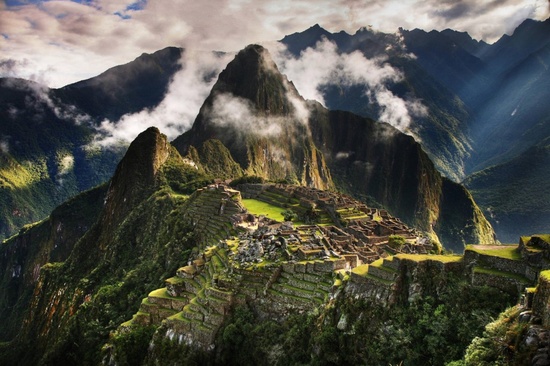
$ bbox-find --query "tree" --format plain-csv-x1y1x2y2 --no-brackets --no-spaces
388,235,406,250
282,209,298,222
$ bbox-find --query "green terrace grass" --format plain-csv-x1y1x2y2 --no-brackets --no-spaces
473,266,530,284
396,253,463,263
148,288,171,299
534,234,550,243
466,245,521,260
242,198,306,224
520,234,550,250
165,276,185,285
370,259,397,273
242,198,286,221
351,264,369,276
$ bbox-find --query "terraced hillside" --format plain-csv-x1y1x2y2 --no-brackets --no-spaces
112,182,550,360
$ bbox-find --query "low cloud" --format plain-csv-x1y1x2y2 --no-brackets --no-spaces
2,77,91,124
55,154,75,186
2,0,547,88
91,50,233,147
273,38,427,132
0,137,9,154
206,93,283,138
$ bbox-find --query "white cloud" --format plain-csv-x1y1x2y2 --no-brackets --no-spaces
206,93,283,138
1,0,547,87
2,77,91,123
273,38,427,132
91,50,233,147
0,139,9,154
59,155,75,175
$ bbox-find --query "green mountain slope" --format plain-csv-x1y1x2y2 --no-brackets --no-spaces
0,127,208,364
0,78,122,240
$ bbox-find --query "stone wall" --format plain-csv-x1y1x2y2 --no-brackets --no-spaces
464,250,533,280
464,250,534,280
472,271,527,294
532,271,550,327
280,259,346,274
347,273,395,305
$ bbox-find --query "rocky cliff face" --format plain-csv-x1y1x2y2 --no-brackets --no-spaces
0,186,106,342
98,127,171,245
323,90,497,250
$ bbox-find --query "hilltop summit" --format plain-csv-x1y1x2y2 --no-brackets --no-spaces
173,45,334,190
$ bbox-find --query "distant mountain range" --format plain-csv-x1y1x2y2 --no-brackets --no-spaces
281,18,550,242
0,18,548,245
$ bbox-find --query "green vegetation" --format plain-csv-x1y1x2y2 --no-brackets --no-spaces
535,234,550,243
198,139,243,180
396,253,463,263
466,245,521,260
451,306,533,365
351,264,369,276
229,175,265,186
388,234,406,250
473,267,530,284
538,270,550,281
242,198,287,222
281,209,298,222
160,274,514,366
109,324,157,366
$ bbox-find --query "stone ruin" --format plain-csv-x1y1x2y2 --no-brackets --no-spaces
233,183,433,267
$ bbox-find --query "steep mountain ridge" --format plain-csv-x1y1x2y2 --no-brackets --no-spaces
0,127,205,364
54,47,184,122
281,25,475,182
173,44,334,190
307,106,494,250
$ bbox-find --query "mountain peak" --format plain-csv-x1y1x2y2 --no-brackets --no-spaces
173,44,333,189
99,127,171,238
280,24,334,56
210,44,299,115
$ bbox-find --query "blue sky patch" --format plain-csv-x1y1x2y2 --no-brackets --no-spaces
126,0,147,11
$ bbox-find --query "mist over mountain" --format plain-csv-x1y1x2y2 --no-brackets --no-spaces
0,18,549,363
0,78,122,239
280,18,550,242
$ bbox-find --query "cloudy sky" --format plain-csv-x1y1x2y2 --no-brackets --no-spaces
1,0,549,88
